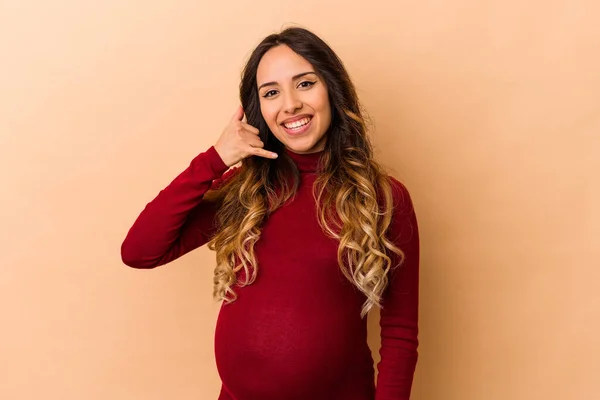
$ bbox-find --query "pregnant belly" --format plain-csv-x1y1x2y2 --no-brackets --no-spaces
213,285,371,400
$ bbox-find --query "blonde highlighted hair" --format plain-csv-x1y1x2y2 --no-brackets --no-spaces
206,27,405,317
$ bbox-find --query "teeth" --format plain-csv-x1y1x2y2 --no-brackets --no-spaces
284,117,311,129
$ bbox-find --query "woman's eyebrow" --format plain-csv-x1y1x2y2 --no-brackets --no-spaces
258,71,317,90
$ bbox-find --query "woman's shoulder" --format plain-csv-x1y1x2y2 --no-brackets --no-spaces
385,175,418,246
386,174,415,216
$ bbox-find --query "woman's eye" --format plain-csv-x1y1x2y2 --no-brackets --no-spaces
298,81,316,88
263,90,278,98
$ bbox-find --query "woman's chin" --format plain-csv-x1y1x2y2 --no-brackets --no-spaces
283,138,326,154
286,145,319,154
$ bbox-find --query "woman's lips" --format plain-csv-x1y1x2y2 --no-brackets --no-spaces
281,117,313,136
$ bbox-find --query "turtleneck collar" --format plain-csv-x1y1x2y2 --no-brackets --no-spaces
284,147,324,173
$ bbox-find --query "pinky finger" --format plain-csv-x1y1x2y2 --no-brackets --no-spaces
254,148,278,159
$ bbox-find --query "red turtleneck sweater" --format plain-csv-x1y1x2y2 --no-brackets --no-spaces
121,146,419,400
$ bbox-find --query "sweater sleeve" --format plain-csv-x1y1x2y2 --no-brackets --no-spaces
375,177,420,400
121,146,237,269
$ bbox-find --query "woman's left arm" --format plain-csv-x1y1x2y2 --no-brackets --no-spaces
375,178,420,400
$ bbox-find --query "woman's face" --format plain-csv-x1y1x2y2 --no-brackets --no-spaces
256,45,331,154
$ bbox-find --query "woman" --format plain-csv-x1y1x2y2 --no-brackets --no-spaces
121,27,419,400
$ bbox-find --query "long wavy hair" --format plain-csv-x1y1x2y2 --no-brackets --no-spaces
206,27,404,317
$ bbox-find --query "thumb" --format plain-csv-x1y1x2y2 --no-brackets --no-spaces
231,105,244,122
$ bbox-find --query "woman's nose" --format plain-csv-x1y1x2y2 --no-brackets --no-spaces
283,91,302,114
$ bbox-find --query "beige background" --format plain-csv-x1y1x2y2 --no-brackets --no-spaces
2,1,599,399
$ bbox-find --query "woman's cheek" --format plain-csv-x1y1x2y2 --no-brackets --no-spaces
261,105,277,127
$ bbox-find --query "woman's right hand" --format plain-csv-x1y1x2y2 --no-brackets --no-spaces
214,105,278,167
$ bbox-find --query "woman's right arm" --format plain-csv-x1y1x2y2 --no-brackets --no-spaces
120,106,278,269
120,146,236,268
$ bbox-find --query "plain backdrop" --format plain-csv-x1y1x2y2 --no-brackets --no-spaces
1,1,599,399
